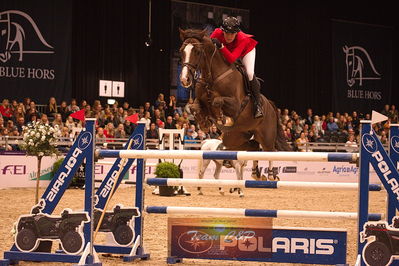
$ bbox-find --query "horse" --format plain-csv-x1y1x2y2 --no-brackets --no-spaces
198,139,247,197
178,28,291,180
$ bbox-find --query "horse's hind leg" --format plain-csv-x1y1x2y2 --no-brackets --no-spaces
214,162,224,195
198,159,211,195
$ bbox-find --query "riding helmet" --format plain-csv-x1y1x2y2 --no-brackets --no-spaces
220,16,241,33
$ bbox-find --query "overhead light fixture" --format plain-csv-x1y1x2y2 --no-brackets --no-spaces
107,99,116,105
145,0,152,47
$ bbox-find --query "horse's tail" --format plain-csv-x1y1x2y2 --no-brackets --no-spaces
268,100,292,151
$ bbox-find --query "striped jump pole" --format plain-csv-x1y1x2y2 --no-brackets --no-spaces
145,206,382,221
146,178,382,191
98,149,358,163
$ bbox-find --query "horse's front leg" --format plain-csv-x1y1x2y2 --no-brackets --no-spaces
211,96,239,126
236,160,245,197
214,161,224,195
251,160,261,180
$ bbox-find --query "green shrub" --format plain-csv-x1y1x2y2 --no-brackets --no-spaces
154,162,180,179
51,157,65,178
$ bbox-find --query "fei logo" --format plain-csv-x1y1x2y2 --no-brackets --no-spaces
343,45,381,87
0,10,54,63
362,133,377,154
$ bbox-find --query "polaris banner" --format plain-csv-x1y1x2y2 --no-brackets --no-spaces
0,0,72,102
168,218,347,264
332,20,392,113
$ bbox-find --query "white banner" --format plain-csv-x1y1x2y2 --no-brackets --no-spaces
0,155,380,189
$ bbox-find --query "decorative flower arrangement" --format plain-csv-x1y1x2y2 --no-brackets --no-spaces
19,121,60,203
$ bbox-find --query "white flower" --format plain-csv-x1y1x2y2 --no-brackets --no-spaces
35,133,41,138
30,131,35,136
38,152,44,157
41,136,46,141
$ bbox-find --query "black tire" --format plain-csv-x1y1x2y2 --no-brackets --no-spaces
364,241,392,266
113,224,133,245
16,228,37,251
61,231,83,254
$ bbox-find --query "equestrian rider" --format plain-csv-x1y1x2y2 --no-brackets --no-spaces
210,16,263,118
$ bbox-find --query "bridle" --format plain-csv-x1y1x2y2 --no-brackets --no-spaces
180,39,217,87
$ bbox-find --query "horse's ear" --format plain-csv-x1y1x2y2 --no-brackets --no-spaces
179,28,186,41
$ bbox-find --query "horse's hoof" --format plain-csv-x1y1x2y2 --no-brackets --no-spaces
261,174,267,181
239,194,244,198
274,175,280,181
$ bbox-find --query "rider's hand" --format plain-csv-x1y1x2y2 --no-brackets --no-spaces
211,38,223,49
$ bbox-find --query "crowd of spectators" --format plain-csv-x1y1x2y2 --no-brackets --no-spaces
0,95,397,152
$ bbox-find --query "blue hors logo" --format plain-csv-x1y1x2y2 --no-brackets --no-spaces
362,134,377,154
77,131,92,150
0,10,54,63
131,134,144,150
391,136,399,154
343,45,381,87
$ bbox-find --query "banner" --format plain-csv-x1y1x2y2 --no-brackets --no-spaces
0,0,72,102
332,20,392,114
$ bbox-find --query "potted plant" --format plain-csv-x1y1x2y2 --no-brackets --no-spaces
154,162,181,196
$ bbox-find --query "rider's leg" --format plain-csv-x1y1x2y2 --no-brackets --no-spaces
242,48,263,118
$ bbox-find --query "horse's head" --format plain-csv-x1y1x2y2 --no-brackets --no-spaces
179,28,212,88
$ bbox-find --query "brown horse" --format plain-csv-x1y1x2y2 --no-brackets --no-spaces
179,29,291,180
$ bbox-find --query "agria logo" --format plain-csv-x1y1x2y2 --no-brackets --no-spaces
0,10,54,63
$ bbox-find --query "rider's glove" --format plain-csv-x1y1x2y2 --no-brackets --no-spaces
211,38,223,49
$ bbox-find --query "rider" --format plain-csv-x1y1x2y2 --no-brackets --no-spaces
210,16,263,118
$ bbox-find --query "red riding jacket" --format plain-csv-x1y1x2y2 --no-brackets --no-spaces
210,28,258,64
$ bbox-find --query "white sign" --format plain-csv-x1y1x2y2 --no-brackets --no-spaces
112,81,125,98
99,80,112,97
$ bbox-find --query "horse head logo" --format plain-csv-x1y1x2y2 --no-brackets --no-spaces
0,10,54,63
343,45,381,87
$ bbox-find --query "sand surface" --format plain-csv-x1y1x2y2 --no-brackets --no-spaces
0,185,386,265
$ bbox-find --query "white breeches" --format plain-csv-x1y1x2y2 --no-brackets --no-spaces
242,48,256,81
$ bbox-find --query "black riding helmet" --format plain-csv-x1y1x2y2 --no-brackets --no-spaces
220,16,241,33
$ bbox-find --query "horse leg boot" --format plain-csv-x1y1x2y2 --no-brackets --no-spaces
249,76,263,118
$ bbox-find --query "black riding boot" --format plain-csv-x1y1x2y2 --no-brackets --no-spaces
249,77,263,118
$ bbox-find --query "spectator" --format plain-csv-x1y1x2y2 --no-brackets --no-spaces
138,106,145,118
60,126,73,140
189,124,198,139
80,100,87,110
13,105,25,122
345,134,358,152
390,105,398,123
84,104,92,118
352,111,360,133
157,102,167,122
52,113,64,128
146,122,159,140
122,101,130,111
164,116,176,129
0,99,13,121
67,98,80,113
114,123,127,138
304,108,313,126
144,102,154,118
44,97,58,119
59,101,69,121
167,95,180,117
6,120,17,133
124,119,135,136
139,111,151,130
104,122,115,138
154,93,166,109
96,127,107,143
40,114,49,125
313,115,323,136
16,117,25,133
326,116,339,132
151,108,163,124
196,129,208,142
184,98,196,125
23,97,31,112
295,132,308,152
381,104,390,117
209,125,220,139
183,128,196,150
